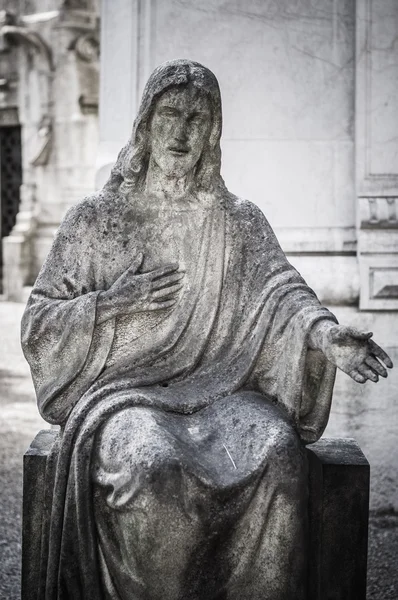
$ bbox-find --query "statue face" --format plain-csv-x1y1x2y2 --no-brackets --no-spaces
149,85,212,178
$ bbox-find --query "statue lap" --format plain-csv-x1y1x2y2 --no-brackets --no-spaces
91,392,308,600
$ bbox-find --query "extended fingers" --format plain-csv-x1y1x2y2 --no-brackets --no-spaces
151,283,183,300
350,352,391,383
151,263,180,280
350,370,367,384
148,299,177,311
369,340,393,369
151,271,185,290
357,364,378,383
350,364,379,383
365,355,387,378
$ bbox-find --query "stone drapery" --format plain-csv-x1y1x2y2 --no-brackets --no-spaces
21,189,336,599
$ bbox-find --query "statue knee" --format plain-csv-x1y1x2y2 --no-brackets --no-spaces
95,406,180,478
265,420,306,477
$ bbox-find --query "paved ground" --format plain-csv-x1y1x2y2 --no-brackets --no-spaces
0,301,397,599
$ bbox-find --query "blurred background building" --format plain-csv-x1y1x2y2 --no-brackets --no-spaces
1,0,398,311
0,0,397,509
0,0,99,299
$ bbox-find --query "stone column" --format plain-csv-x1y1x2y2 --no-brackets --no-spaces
33,5,100,276
356,0,398,310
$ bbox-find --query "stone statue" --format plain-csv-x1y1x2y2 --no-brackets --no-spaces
21,59,393,600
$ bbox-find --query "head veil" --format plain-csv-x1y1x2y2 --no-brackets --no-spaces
104,59,227,196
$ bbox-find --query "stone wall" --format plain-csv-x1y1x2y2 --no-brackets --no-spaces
97,0,358,304
97,0,398,311
3,0,397,310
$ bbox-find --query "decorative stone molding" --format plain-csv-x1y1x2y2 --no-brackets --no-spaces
0,72,18,91
78,93,98,114
0,24,54,71
57,7,98,31
358,196,398,309
74,33,99,62
359,255,398,310
355,0,398,197
30,116,52,167
356,1,398,310
71,31,100,114
0,106,18,126
359,197,398,229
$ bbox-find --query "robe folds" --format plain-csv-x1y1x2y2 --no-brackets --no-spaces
21,187,337,600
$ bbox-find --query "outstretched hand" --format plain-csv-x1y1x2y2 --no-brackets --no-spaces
322,325,393,383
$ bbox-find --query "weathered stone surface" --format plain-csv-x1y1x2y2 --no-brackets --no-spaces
20,59,392,599
22,429,58,600
22,431,370,600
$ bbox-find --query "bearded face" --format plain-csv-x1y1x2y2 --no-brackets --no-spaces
148,85,212,179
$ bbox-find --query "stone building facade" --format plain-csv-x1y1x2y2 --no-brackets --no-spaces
1,0,397,312
0,0,99,300
97,0,398,314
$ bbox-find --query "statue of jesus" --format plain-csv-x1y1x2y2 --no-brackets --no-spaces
21,59,392,600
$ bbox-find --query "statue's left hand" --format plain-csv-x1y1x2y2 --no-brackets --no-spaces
323,325,393,383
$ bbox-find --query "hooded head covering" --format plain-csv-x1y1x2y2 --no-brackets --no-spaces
105,59,226,195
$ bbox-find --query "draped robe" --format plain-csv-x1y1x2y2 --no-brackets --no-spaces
21,187,337,600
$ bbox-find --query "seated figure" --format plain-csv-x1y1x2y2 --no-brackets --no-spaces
21,60,392,600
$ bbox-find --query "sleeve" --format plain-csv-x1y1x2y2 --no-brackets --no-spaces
242,200,337,444
250,305,337,444
21,201,115,425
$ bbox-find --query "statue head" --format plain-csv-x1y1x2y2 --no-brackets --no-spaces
109,59,226,195
148,84,212,180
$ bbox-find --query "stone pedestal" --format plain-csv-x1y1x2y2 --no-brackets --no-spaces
21,429,58,600
22,430,370,600
307,438,370,600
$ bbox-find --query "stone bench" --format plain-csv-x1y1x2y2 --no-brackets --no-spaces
22,431,369,600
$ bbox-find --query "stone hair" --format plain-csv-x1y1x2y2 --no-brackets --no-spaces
107,59,227,195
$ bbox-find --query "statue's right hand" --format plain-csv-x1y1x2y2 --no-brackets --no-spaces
96,253,184,323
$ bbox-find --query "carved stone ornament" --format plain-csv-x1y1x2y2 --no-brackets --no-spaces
21,60,393,600
359,197,398,229
74,32,99,62
0,21,53,71
30,116,52,167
